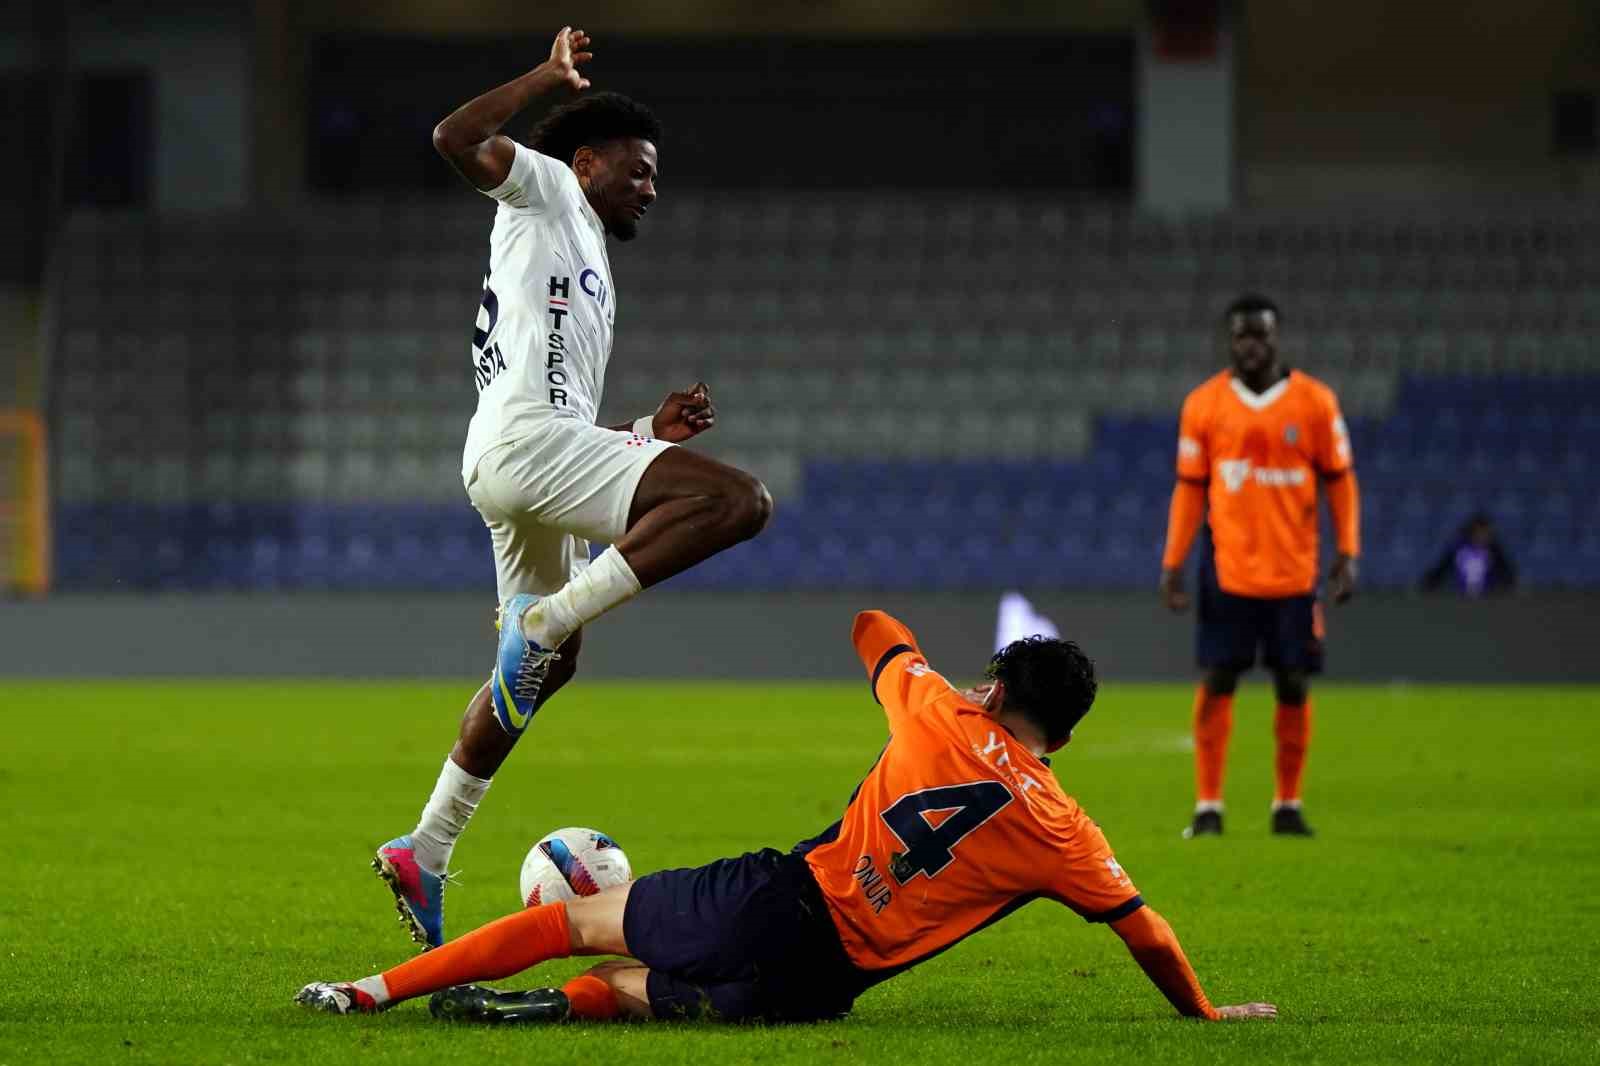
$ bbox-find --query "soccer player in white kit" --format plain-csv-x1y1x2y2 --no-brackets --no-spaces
373,28,773,950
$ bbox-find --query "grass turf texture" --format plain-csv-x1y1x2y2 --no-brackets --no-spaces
3,680,1597,1066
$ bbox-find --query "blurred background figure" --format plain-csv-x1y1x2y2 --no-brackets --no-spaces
1421,514,1517,597
995,590,1061,654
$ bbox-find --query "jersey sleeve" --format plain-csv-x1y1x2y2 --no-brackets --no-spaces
851,610,953,733
1315,387,1354,475
481,141,577,213
1047,817,1144,923
1175,389,1210,484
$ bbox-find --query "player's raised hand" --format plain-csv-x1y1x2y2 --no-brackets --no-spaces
651,382,716,443
1216,1002,1278,1020
1159,568,1190,613
1327,553,1358,605
546,27,593,92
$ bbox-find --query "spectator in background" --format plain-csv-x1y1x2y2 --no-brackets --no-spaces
1421,514,1516,597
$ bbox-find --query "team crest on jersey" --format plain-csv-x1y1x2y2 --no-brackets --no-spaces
1283,424,1299,445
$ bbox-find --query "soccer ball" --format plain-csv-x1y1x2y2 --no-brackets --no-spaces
519,827,632,907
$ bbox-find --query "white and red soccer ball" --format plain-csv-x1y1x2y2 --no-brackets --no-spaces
519,827,633,907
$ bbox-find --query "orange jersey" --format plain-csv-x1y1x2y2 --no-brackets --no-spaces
1175,370,1353,598
803,611,1143,974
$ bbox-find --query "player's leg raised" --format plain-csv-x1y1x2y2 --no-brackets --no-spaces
615,446,772,588
507,424,770,655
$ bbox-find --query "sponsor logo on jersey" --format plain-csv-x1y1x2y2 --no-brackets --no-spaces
1218,459,1308,493
546,275,572,406
579,267,610,310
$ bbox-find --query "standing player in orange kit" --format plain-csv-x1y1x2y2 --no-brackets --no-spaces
297,610,1276,1025
1160,295,1361,839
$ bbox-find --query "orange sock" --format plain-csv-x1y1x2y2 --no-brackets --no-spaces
1274,701,1312,804
562,974,622,1020
379,902,571,1004
1193,686,1234,806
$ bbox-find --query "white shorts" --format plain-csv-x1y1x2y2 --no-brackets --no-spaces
465,418,675,602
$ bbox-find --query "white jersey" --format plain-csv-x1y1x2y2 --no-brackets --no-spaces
462,142,615,480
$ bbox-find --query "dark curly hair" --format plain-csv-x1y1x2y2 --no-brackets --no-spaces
1225,292,1280,323
527,91,662,166
985,636,1098,749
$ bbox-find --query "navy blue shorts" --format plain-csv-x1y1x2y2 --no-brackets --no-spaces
1197,558,1324,675
622,848,865,1023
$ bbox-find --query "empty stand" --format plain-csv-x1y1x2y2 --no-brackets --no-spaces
48,200,1600,589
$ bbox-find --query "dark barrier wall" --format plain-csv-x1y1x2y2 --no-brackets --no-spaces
307,34,1134,194
0,592,1594,682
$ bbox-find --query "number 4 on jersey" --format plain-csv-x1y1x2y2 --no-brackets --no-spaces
881,781,1013,884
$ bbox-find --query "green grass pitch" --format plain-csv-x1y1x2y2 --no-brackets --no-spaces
3,678,1597,1065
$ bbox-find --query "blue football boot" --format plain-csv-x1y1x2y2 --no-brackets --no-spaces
373,835,447,950
491,593,560,737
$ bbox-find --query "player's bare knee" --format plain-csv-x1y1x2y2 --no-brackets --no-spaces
718,472,772,541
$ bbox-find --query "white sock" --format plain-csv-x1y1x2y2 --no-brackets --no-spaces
1271,798,1302,811
1195,800,1224,814
411,756,492,876
521,545,642,649
353,974,391,1006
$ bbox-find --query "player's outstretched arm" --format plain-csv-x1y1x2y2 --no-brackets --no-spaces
432,27,594,190
1110,905,1276,1021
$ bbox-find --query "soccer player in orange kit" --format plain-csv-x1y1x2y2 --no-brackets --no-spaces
297,610,1276,1025
1160,295,1360,839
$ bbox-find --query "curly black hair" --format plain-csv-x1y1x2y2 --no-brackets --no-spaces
527,91,662,166
985,636,1098,749
1225,292,1280,323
